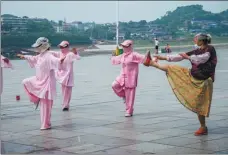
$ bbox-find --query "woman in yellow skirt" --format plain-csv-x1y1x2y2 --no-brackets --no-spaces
144,34,217,136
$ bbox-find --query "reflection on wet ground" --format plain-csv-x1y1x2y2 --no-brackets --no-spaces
1,49,228,154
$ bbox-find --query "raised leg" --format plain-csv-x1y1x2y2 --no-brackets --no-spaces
147,60,170,72
112,81,125,98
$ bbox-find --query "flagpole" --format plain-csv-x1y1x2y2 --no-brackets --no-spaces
116,0,119,46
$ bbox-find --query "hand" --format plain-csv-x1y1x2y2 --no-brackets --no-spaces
112,51,116,56
60,56,66,64
3,58,9,63
17,54,25,59
72,48,78,55
179,53,190,59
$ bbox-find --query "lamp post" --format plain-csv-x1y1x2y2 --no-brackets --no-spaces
116,0,119,46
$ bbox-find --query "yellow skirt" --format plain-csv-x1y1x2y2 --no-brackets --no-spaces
166,65,213,117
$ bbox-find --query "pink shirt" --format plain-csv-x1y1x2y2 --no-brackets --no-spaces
167,52,211,65
22,51,61,100
111,52,145,88
51,51,80,87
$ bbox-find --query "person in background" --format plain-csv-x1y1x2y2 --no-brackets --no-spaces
17,37,65,130
165,44,172,53
154,38,159,54
50,41,81,111
0,55,13,95
111,40,146,117
143,34,217,136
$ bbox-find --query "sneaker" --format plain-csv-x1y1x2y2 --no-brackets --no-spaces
35,99,40,110
143,51,152,66
194,127,208,136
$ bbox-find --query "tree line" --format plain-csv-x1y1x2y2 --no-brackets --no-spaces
2,34,92,48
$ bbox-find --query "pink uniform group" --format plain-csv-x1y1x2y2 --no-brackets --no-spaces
2,38,153,129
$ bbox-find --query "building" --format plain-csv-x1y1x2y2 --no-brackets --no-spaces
31,17,47,23
55,26,64,33
1,14,53,34
71,21,84,30
1,14,28,33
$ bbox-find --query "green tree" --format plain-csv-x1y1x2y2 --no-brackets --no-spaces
139,20,147,26
125,31,131,39
26,20,55,34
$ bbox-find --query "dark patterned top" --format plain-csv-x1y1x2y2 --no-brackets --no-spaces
186,45,217,82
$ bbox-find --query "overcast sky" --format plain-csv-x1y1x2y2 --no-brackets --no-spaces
1,1,228,23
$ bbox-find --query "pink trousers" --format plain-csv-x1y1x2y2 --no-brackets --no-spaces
61,85,72,109
24,85,53,130
40,99,53,130
112,81,136,114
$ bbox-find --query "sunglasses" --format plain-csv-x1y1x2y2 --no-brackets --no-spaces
120,44,131,48
59,45,69,49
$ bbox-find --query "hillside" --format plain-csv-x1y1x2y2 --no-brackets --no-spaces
1,4,228,44
152,5,228,29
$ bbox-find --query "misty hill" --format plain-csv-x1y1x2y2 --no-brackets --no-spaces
152,5,228,28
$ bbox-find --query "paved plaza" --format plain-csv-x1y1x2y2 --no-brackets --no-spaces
1,53,228,154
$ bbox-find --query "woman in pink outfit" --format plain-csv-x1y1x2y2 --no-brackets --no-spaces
111,40,146,117
17,37,64,130
1,55,13,95
51,41,80,111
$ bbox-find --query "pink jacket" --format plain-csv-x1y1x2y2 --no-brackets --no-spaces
51,51,80,87
111,52,145,88
22,51,61,100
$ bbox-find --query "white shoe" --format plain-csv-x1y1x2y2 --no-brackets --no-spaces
40,127,51,130
125,113,133,117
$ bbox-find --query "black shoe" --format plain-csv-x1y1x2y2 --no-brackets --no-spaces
35,99,40,110
62,108,69,111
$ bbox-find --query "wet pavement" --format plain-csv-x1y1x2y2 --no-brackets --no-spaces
1,50,228,154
